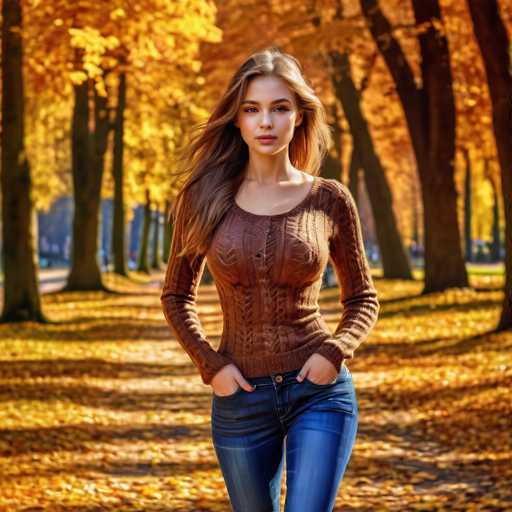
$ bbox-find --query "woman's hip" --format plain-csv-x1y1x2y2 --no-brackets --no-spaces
210,364,358,439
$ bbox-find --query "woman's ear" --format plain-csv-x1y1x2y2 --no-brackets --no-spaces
295,111,303,127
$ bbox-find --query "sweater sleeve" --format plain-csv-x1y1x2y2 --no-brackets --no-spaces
160,202,234,385
314,180,380,371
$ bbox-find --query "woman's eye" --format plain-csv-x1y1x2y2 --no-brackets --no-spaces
243,106,289,113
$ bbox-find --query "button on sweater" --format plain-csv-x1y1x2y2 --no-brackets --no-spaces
160,175,380,385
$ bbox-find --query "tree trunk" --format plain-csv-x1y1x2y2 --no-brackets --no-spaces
489,176,501,263
360,0,468,292
463,148,473,262
348,147,361,204
322,152,343,182
406,178,423,267
329,50,412,280
137,190,151,273
112,71,129,276
162,199,171,263
412,180,420,247
65,58,111,291
321,103,343,181
467,0,512,329
1,0,46,322
151,209,162,269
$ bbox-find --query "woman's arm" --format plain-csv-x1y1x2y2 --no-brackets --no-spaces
160,202,233,385
314,180,380,372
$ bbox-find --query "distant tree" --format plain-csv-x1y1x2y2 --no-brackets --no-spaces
137,190,151,274
112,68,129,277
1,0,46,322
360,0,469,293
463,148,473,262
151,209,162,270
467,0,512,329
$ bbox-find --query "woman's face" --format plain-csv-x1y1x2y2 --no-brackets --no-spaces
234,75,303,156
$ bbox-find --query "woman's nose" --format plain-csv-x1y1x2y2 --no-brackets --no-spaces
259,111,273,127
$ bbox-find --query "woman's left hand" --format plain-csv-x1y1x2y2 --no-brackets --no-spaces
297,353,341,384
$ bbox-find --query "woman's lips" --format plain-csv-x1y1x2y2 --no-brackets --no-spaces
256,136,277,143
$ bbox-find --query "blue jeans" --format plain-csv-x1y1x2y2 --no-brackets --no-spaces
210,364,358,512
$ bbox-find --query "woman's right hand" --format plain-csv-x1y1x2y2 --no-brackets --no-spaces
211,363,255,396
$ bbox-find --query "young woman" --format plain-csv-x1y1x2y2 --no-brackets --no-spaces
160,47,380,512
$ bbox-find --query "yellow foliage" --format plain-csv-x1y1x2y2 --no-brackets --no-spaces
19,0,221,209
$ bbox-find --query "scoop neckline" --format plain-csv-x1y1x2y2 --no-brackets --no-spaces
233,175,321,220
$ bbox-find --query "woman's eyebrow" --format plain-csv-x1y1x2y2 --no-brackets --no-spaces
241,98,292,105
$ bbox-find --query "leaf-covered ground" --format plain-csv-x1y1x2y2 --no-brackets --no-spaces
0,270,510,511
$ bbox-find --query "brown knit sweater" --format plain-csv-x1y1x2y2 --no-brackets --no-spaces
160,175,380,385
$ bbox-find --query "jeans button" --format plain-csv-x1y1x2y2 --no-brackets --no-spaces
275,375,283,383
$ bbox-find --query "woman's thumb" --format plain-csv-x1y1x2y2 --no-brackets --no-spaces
296,368,307,382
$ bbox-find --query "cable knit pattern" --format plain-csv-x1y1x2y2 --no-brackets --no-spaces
160,175,380,385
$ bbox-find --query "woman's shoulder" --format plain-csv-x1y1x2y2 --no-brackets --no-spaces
315,177,355,211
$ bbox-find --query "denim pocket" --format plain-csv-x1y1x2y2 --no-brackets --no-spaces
299,368,357,416
213,385,244,400
304,376,338,387
304,364,351,387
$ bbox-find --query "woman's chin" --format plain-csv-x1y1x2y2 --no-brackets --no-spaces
249,144,286,156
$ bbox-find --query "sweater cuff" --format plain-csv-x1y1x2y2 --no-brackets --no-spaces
199,351,234,385
313,339,351,373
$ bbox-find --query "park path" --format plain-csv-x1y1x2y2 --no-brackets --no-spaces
98,274,507,511
0,272,509,511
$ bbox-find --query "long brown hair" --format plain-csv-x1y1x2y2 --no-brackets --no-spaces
169,46,332,259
